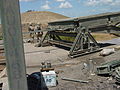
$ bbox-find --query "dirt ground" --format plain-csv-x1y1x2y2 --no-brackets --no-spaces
47,46,120,90
1,38,120,90
25,41,120,90
92,33,118,41
48,53,120,90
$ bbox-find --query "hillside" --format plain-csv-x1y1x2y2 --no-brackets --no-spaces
0,11,69,33
21,11,69,24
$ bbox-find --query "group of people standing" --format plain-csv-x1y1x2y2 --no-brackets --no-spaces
28,23,43,43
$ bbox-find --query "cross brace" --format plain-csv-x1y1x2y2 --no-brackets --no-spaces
40,26,101,58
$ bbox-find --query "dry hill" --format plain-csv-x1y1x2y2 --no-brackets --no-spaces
0,11,69,33
21,11,69,32
21,11,69,24
0,11,119,41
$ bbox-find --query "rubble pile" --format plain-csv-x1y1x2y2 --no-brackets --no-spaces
96,59,120,84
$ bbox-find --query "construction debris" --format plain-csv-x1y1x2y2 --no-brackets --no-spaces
62,77,89,83
99,48,115,56
89,59,96,75
1,9,120,90
96,60,120,75
40,62,57,87
40,62,54,72
42,71,56,87
115,67,120,83
96,59,120,84
0,59,6,65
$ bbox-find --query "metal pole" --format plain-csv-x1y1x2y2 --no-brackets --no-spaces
0,0,28,90
62,77,89,83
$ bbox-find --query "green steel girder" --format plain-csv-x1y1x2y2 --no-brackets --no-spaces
39,11,120,57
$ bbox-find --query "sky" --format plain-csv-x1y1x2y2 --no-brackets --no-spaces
0,0,120,24
19,0,120,18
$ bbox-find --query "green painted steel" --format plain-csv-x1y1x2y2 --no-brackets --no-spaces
48,11,120,31
96,60,120,75
40,11,120,57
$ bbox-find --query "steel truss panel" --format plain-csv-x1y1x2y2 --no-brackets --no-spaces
39,11,120,57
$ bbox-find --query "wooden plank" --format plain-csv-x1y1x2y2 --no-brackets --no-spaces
0,59,6,65
0,0,28,90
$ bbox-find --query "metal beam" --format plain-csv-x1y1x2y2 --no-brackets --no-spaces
50,11,120,23
49,31,77,37
69,28,82,55
0,0,28,90
48,11,120,30
48,40,72,47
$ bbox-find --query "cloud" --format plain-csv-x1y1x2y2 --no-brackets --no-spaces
111,0,120,6
19,0,36,2
41,1,51,9
85,0,120,6
86,0,98,6
59,1,72,8
41,4,51,9
55,0,65,2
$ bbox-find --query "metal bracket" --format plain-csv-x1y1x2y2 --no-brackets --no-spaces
69,26,100,58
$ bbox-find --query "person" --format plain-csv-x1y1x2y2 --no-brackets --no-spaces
28,23,35,43
34,23,43,42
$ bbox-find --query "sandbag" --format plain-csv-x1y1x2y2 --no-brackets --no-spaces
100,48,115,56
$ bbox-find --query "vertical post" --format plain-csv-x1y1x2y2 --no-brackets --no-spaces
0,0,28,90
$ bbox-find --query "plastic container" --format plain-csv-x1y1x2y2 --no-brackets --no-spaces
41,71,56,87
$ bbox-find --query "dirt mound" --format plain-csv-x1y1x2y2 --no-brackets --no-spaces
21,11,69,24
